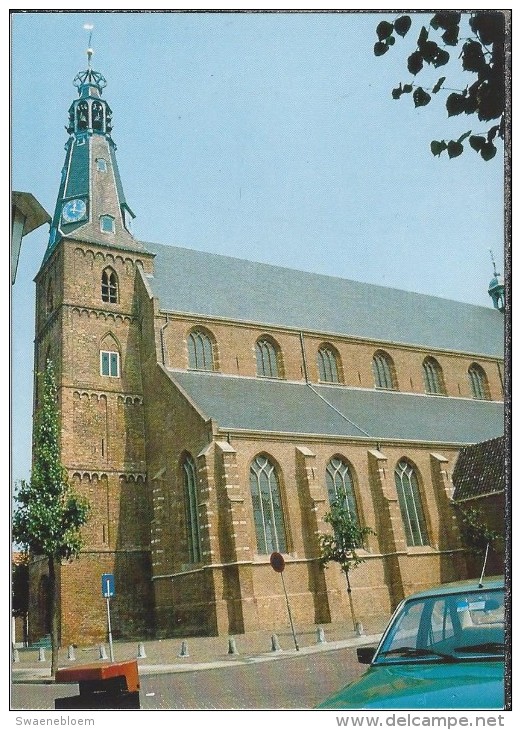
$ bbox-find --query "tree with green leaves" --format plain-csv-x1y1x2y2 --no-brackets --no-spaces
319,493,375,631
374,11,506,160
12,360,90,675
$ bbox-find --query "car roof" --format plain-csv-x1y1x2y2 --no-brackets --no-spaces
405,576,504,601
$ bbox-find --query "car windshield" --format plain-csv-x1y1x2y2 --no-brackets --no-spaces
374,587,504,665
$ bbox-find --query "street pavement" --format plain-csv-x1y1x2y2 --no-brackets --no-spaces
12,620,385,684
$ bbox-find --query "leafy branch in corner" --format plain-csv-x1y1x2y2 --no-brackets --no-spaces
374,11,506,160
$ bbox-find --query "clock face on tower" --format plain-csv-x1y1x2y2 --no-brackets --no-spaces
62,198,87,224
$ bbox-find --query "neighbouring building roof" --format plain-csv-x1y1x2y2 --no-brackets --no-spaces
452,436,506,501
143,240,504,357
167,369,504,445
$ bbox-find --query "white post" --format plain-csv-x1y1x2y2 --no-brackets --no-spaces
106,595,114,662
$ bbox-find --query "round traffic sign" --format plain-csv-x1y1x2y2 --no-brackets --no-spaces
270,551,285,573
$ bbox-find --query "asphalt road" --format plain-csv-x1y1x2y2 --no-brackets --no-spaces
11,646,364,710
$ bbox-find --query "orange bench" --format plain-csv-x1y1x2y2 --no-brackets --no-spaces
55,660,140,709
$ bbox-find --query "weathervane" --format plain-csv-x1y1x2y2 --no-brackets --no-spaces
73,22,107,91
489,249,500,278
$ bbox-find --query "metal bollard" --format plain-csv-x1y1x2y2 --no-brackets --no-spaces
178,640,189,657
316,626,326,644
38,648,46,662
12,646,20,663
67,645,76,661
228,637,238,655
355,622,365,637
137,642,146,659
271,634,282,652
98,644,108,660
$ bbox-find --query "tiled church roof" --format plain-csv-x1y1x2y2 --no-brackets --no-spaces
143,240,504,357
167,369,504,445
452,436,505,501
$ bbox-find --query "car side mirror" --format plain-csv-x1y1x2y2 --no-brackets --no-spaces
357,646,376,664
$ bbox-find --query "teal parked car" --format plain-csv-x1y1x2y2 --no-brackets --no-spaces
317,577,505,710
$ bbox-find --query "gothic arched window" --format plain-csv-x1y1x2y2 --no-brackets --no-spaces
100,334,120,378
188,328,215,371
318,345,341,383
372,350,396,390
468,363,490,400
326,457,360,526
423,356,446,395
394,460,429,547
92,101,104,131
250,455,287,554
182,454,201,564
256,337,283,378
101,268,118,304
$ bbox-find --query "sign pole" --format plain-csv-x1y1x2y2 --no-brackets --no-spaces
106,594,114,663
280,570,299,651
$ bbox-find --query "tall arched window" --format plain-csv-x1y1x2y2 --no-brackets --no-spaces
188,328,215,371
394,460,429,547
423,356,446,395
326,457,360,525
318,345,341,383
256,337,283,378
182,454,201,563
100,334,120,378
101,268,118,304
250,455,287,554
372,350,396,390
468,363,490,400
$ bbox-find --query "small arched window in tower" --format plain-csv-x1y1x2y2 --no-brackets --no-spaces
326,456,360,526
372,350,397,390
188,328,215,371
318,344,342,383
394,460,429,547
468,363,490,400
96,158,107,172
250,455,287,554
100,215,115,234
256,337,283,378
92,101,104,132
182,454,202,564
101,268,119,304
100,335,120,378
77,101,88,130
423,356,446,395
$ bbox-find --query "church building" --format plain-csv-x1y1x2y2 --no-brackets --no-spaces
29,55,505,645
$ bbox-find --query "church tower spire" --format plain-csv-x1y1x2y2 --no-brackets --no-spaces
45,32,143,259
488,250,505,313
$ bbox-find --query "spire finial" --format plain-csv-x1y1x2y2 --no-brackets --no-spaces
84,23,94,69
489,249,499,278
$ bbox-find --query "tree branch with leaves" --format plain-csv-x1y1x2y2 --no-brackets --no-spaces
12,360,90,675
319,492,375,631
374,11,506,160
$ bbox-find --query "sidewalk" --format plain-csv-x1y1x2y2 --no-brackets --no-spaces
12,620,385,684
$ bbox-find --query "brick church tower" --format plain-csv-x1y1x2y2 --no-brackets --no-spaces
32,50,154,642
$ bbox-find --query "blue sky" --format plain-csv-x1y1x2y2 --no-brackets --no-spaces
10,10,505,485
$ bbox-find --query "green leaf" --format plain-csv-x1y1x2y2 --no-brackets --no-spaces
402,84,413,93
480,142,497,161
394,15,412,37
431,140,447,157
374,41,389,57
417,26,429,49
376,20,394,41
407,50,423,75
421,40,440,64
447,140,464,158
433,49,450,68
441,26,459,46
392,84,402,100
446,92,466,117
469,135,486,152
413,87,431,108
432,77,446,94
386,35,396,46
457,130,472,144
461,40,486,73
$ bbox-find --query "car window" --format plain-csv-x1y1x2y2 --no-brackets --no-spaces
375,587,504,663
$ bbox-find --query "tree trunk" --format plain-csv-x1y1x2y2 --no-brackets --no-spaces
344,569,357,631
48,555,60,676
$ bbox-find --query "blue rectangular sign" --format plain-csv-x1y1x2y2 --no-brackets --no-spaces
101,573,115,598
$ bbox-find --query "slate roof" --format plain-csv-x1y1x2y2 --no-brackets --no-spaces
142,240,504,357
452,436,506,501
167,370,504,445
